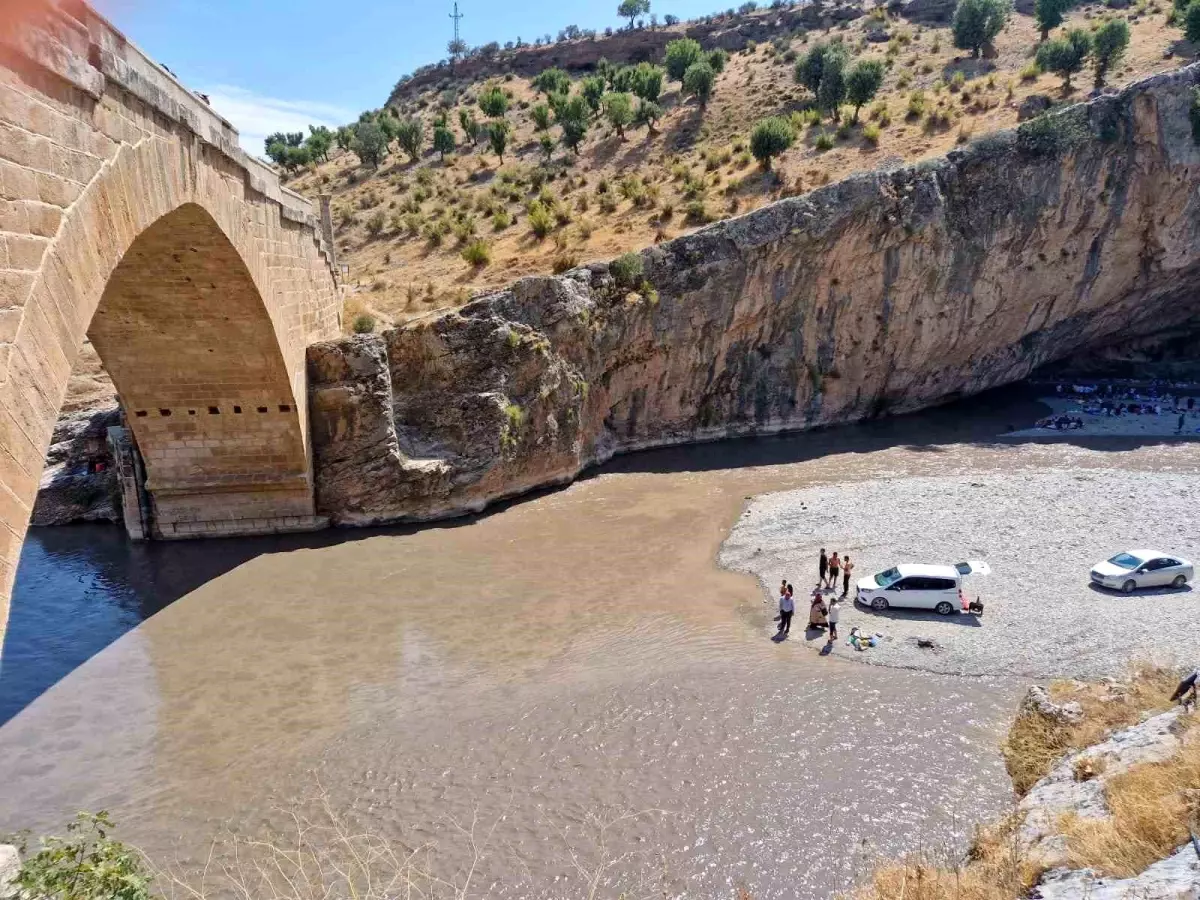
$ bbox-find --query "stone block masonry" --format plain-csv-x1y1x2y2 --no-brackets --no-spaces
0,0,342,646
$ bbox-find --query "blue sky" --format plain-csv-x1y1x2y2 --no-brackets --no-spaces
99,0,719,156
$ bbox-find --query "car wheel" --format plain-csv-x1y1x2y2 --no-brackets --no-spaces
1121,579,1137,594
1173,574,1187,588
871,596,889,611
935,601,954,616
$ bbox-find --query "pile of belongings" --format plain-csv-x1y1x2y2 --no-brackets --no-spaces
847,626,882,651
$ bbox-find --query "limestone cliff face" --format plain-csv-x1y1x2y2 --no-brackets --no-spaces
309,65,1200,526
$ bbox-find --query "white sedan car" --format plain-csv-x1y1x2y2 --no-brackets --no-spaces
1090,550,1194,593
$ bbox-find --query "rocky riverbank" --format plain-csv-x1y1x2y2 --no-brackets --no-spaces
719,469,1200,678
307,65,1200,528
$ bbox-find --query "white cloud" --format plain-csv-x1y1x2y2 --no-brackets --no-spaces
199,85,354,159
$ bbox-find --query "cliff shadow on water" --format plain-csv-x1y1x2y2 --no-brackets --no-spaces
309,64,1200,527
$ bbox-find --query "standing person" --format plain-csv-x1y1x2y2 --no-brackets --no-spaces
842,555,855,597
818,549,828,588
1178,413,1187,434
827,596,841,641
774,579,787,622
778,584,795,636
827,551,841,592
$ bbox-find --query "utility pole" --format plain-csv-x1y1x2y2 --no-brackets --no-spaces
449,2,464,72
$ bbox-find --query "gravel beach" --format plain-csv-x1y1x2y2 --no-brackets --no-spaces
720,469,1200,678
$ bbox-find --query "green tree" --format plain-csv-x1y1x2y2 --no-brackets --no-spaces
533,68,572,96
793,41,846,97
1185,0,1200,41
557,95,591,153
459,108,482,146
351,121,388,167
264,139,288,167
749,116,795,169
1035,27,1090,89
816,51,847,119
1034,0,1069,40
304,126,333,162
683,60,716,109
581,75,608,113
539,131,555,160
478,84,510,119
628,62,665,101
1091,18,1129,86
335,125,354,151
376,112,399,144
433,124,455,160
952,0,1011,57
665,38,703,80
9,813,152,900
845,59,885,122
603,91,635,138
395,116,423,161
706,48,729,74
488,120,511,161
618,0,651,29
283,144,311,173
531,103,553,130
447,37,468,70
634,99,663,131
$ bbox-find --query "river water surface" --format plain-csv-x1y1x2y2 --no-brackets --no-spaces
2,391,1194,899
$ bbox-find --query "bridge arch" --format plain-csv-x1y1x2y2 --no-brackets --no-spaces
0,0,343,642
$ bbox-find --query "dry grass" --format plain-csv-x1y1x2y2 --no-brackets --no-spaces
1002,662,1180,795
1061,725,1200,877
848,664,1192,900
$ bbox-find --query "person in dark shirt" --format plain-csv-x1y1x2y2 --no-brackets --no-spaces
818,548,828,588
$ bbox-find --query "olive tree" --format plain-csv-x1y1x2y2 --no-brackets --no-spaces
1091,18,1129,87
1034,0,1069,40
618,0,651,29
665,38,703,80
1035,27,1090,89
749,116,795,169
432,124,455,160
845,59,885,122
395,116,423,161
952,0,1012,58
683,60,716,109
603,92,635,138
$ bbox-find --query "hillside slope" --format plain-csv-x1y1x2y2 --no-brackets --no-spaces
287,0,1192,331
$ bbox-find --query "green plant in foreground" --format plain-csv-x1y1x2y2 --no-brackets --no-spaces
750,116,796,168
6,812,152,900
353,314,377,333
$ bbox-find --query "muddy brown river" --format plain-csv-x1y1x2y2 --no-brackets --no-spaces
2,390,1195,898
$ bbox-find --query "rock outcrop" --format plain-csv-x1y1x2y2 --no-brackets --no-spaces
1034,846,1200,900
30,406,120,527
311,65,1200,527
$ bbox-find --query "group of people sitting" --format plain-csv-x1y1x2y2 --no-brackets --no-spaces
1036,415,1084,430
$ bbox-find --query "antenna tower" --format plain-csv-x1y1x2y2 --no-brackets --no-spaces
450,2,464,70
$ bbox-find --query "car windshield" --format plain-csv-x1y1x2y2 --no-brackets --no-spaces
1108,553,1143,570
874,567,902,587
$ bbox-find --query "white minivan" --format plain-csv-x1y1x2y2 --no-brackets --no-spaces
855,562,991,615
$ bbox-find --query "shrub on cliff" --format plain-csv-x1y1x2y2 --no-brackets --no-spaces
352,314,377,334
749,116,795,169
609,251,644,288
952,0,1011,58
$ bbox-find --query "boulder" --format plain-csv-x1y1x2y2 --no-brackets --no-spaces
1019,94,1054,121
1033,843,1200,899
897,0,956,23
1021,684,1084,725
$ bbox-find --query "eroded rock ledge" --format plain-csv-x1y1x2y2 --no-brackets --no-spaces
308,65,1200,527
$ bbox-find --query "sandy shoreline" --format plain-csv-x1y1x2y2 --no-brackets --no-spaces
720,468,1200,678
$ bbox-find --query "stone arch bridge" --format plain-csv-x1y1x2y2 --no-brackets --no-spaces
0,1,343,637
